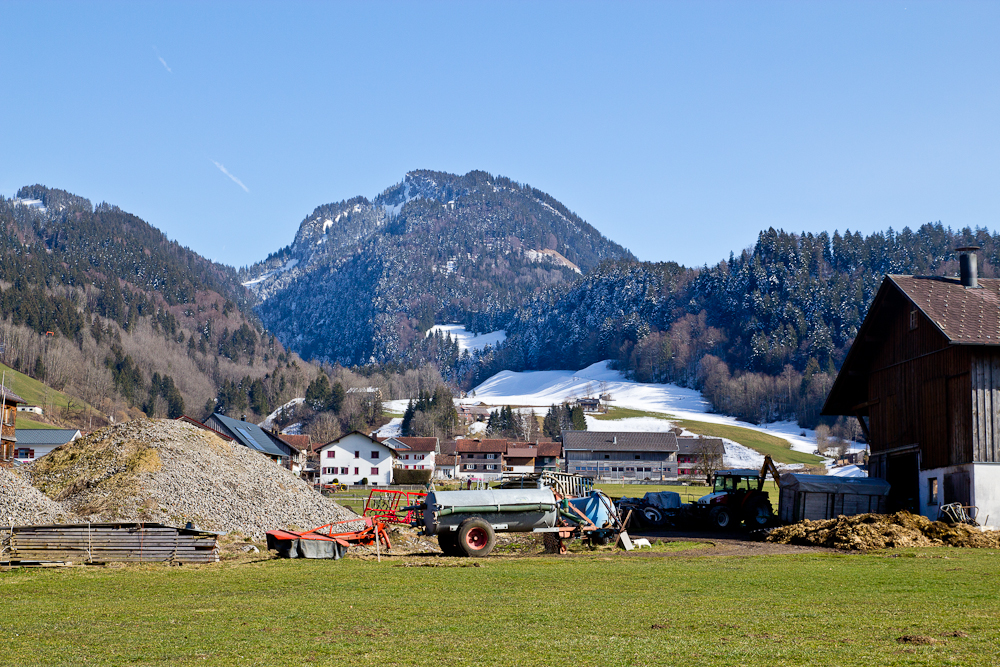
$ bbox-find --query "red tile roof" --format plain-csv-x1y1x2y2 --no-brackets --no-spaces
455,438,508,453
390,437,438,452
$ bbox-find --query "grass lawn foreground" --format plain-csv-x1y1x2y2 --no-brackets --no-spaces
2,548,998,666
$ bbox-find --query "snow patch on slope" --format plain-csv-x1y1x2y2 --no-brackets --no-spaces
258,397,305,430
427,325,506,353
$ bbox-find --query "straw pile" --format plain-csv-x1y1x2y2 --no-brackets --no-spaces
767,511,1000,552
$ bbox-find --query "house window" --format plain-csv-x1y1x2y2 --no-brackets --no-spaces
326,451,335,458
354,467,359,475
466,453,474,459
486,465,496,470
371,451,379,459
371,467,378,475
322,467,333,475
486,453,496,459
928,478,939,505
354,451,360,458
341,467,348,475
604,454,610,459
635,455,641,460
416,454,423,460
465,464,474,470
404,454,409,459
910,308,918,330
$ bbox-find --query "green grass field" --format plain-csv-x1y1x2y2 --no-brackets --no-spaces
2,547,998,666
594,407,822,466
0,361,99,425
593,408,823,465
674,419,823,466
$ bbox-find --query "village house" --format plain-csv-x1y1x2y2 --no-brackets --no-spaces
203,413,289,465
676,436,726,478
455,438,508,481
318,431,395,486
562,431,679,481
0,387,24,463
576,397,603,413
17,405,43,416
823,250,1000,522
12,428,82,463
382,436,438,474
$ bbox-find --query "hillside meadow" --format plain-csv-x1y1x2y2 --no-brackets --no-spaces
2,546,998,666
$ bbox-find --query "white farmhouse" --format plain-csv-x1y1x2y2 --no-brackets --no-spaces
318,431,395,486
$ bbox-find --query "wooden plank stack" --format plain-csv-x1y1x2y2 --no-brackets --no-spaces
1,523,219,564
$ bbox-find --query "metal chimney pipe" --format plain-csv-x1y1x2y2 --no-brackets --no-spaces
957,246,981,288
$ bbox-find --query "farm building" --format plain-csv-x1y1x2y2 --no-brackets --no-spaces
0,387,24,463
824,250,1000,523
562,431,678,481
11,428,81,462
204,413,289,464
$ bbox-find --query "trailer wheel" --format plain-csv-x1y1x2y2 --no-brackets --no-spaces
744,498,774,528
457,518,496,557
709,505,733,530
641,506,664,527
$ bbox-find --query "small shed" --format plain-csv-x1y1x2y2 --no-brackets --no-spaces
778,474,890,523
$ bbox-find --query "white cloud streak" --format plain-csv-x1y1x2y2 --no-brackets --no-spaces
153,46,172,73
212,160,250,193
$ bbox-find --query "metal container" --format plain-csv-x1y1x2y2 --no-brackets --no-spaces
423,488,558,535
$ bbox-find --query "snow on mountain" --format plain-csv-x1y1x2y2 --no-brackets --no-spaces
426,325,506,353
258,397,305,430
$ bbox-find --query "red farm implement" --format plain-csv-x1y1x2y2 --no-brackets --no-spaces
363,489,427,525
266,517,391,559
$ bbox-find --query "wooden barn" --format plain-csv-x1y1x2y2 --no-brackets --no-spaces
823,248,1000,523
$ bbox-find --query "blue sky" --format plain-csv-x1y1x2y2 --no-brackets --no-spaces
2,1,999,269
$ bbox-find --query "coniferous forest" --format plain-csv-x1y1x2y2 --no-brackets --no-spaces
5,177,998,435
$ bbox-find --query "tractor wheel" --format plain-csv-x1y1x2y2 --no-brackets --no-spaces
744,498,774,528
437,530,462,557
641,506,664,527
709,505,733,530
457,518,496,558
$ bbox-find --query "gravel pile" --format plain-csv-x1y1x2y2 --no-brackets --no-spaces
0,467,75,526
25,418,356,540
767,511,1000,552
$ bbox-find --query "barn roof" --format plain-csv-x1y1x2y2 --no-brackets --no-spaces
890,275,1000,344
823,274,1000,416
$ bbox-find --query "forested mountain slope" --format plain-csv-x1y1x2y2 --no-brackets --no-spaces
0,186,317,427
472,224,995,428
239,170,633,365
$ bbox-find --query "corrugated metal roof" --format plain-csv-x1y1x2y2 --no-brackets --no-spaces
562,431,679,452
14,429,80,446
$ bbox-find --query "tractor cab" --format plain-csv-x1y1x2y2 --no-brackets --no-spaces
697,469,762,505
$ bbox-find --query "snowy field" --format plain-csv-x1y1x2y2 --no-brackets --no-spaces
463,360,866,474
426,325,506,353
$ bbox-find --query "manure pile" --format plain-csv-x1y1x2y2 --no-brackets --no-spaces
767,511,1000,552
25,419,355,540
0,467,75,527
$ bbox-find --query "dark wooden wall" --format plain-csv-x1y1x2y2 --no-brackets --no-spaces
866,290,973,469
970,352,1000,462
